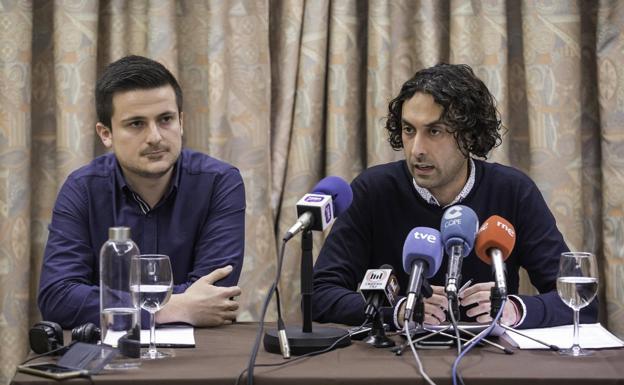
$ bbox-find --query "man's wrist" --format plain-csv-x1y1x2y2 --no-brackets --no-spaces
393,297,407,330
507,295,526,327
155,293,186,324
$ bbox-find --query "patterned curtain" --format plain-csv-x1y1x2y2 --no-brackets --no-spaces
1,1,623,383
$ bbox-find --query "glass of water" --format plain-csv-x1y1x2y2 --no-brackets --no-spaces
134,254,173,359
556,252,598,356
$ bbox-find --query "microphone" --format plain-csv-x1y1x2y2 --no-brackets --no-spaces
283,176,353,241
360,264,400,319
475,215,516,298
440,205,479,297
402,227,444,323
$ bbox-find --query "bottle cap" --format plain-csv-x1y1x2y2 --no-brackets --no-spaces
109,227,131,241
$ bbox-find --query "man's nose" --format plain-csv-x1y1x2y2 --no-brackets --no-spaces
410,132,427,157
146,122,163,144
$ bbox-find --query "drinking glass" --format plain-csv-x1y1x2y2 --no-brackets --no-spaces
133,254,174,359
556,252,598,356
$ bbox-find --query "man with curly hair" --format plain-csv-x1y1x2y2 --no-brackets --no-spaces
312,63,597,330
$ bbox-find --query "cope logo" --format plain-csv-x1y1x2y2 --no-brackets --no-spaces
443,206,463,227
304,195,324,203
444,206,463,219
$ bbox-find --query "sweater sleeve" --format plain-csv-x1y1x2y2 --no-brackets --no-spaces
312,176,373,326
513,179,598,329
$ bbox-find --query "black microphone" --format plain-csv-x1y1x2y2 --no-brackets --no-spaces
401,227,444,323
360,264,400,319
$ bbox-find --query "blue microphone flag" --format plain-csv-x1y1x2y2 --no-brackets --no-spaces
402,227,443,278
440,205,479,257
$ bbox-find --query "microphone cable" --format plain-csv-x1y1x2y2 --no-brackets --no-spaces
404,322,437,385
18,341,76,365
451,298,506,385
243,238,287,385
447,296,462,355
235,320,367,385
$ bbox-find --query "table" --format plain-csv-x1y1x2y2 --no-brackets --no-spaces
11,323,624,385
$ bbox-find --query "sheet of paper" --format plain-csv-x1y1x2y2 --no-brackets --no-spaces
503,323,623,350
103,326,195,347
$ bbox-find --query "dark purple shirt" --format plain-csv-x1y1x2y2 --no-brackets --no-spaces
38,149,245,328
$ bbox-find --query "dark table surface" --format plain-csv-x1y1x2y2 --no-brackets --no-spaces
11,322,624,385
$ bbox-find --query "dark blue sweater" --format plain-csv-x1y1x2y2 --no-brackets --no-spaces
312,160,598,329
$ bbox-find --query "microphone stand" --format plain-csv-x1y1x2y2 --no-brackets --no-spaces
364,310,395,348
489,286,559,351
401,279,511,355
392,293,425,355
497,323,560,351
264,230,350,355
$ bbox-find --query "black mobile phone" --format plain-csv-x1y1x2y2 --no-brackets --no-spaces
17,363,88,380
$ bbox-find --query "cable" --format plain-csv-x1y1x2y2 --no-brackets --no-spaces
447,297,462,355
243,239,287,385
451,298,506,385
235,321,367,385
18,341,76,365
404,323,437,385
274,247,290,358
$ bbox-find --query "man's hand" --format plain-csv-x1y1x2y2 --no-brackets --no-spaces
459,282,519,326
422,285,448,325
397,285,448,327
155,265,242,327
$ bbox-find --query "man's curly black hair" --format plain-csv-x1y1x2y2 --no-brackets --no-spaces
385,63,503,158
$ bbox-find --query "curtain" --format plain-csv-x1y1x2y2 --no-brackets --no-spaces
1,1,623,383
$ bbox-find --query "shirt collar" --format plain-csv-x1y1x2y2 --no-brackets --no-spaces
412,158,475,208
114,152,183,212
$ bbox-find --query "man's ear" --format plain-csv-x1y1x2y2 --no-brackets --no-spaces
179,111,184,137
96,123,113,148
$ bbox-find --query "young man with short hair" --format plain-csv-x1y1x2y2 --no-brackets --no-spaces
39,55,245,328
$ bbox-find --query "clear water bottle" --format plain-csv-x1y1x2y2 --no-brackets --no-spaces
100,226,141,368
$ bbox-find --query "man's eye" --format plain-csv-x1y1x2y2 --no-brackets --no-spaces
129,121,144,128
402,126,415,134
430,127,442,136
161,116,173,123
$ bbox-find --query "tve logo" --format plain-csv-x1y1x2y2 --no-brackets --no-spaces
414,231,437,244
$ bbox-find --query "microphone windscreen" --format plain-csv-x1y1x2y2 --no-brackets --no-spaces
475,215,516,264
402,227,443,278
311,176,353,216
440,205,479,257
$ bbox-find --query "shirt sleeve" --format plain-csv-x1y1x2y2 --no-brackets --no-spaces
38,176,101,329
512,179,598,329
172,167,246,294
